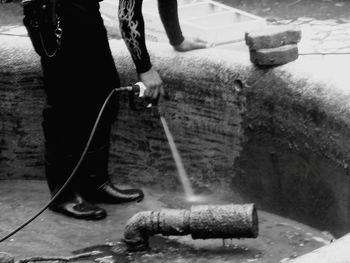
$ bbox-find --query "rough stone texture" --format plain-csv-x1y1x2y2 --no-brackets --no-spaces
189,204,258,239
0,35,246,193
230,55,350,238
245,25,301,50
0,36,44,180
0,253,14,263
101,40,248,192
249,44,299,66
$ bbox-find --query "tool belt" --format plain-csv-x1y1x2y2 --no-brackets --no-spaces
22,0,62,58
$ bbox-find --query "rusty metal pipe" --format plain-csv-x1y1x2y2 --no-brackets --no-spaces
124,204,258,251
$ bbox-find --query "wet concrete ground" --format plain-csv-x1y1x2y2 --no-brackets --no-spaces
0,180,332,263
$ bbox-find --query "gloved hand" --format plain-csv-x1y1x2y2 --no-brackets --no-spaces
173,37,214,52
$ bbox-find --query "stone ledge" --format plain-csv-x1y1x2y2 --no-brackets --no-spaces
1,35,350,183
1,35,350,186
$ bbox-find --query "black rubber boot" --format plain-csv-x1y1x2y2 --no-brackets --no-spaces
79,143,144,204
43,108,107,220
50,192,106,220
93,180,144,204
44,141,107,220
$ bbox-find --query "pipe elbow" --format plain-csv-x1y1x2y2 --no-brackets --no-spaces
124,211,154,251
123,204,258,251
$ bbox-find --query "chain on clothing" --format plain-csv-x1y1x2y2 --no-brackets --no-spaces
22,0,62,58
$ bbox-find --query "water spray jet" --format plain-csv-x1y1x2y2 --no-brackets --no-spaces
124,203,259,251
159,112,195,200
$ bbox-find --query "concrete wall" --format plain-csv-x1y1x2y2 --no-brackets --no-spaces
0,36,249,190
2,35,350,243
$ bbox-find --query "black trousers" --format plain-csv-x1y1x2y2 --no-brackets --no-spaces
39,0,120,198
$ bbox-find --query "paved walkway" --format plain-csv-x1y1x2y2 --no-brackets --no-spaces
2,0,350,55
274,17,350,54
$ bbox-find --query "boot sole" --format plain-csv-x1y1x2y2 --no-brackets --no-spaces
83,191,145,204
49,206,107,220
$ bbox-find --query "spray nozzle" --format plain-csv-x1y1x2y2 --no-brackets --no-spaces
126,82,153,111
116,82,160,110
130,82,147,98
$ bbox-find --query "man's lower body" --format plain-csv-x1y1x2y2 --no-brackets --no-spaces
37,0,143,220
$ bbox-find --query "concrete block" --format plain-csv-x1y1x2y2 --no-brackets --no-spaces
245,26,301,50
249,44,299,66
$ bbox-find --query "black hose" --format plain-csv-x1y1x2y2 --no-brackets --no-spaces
0,87,120,243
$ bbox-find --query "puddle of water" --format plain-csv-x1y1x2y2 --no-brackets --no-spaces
73,243,130,263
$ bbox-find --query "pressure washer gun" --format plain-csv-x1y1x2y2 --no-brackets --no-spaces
117,82,153,111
